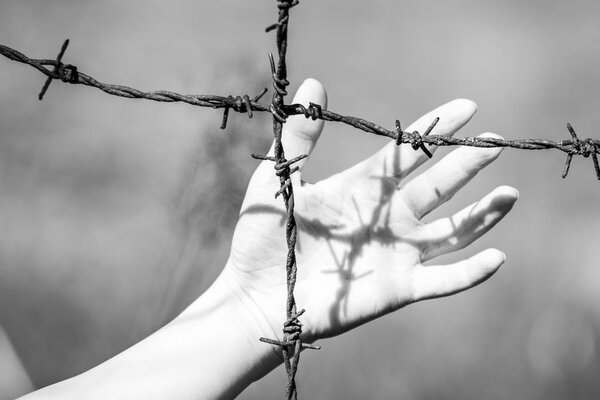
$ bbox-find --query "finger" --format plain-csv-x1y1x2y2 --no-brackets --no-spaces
401,133,504,220
253,78,328,187
414,185,519,262
280,78,328,165
411,248,506,302
350,99,477,183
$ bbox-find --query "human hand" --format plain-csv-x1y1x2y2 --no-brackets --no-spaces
17,79,518,400
223,79,518,344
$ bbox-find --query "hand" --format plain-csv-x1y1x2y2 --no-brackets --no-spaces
18,79,519,400
224,78,518,343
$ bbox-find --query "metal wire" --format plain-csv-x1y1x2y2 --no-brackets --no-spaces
254,2,309,399
1,40,598,180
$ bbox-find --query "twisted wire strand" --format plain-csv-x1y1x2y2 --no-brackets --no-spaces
258,1,308,399
0,42,270,117
1,42,598,179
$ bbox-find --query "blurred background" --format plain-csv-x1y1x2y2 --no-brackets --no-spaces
0,0,599,399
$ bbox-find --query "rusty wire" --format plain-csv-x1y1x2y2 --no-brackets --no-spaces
0,40,271,120
1,2,600,400
252,2,315,399
1,43,599,181
1,40,599,180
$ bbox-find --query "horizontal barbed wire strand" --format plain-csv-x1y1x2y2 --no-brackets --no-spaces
1,42,598,180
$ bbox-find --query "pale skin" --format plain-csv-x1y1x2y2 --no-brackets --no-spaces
0,327,33,399
14,78,518,399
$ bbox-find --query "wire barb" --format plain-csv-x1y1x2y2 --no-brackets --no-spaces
266,15,289,33
423,117,440,136
414,117,439,158
274,154,308,171
220,88,270,130
251,153,277,162
220,107,230,130
259,337,321,350
38,39,70,100
562,123,600,180
395,120,403,145
284,102,323,120
592,152,600,181
269,53,289,97
393,117,439,158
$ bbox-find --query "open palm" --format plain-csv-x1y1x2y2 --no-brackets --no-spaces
224,79,518,344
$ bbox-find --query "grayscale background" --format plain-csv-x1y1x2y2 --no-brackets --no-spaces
0,1,599,399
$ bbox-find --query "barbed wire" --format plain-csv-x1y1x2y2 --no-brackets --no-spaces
254,2,308,399
1,1,599,400
1,40,599,181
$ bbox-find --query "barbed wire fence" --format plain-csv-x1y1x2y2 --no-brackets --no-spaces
1,1,599,399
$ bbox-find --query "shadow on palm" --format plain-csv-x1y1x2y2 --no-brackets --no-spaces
237,136,516,341
228,81,517,342
240,146,415,337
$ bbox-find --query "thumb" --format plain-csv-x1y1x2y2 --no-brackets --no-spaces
279,78,328,174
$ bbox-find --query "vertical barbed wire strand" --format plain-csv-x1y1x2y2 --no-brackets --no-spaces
259,1,312,399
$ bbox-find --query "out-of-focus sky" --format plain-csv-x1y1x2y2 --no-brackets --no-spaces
0,1,599,399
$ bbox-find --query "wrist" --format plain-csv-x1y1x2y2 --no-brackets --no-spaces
21,266,285,400
180,264,284,385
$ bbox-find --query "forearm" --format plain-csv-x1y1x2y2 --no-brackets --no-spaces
0,326,34,400
20,267,282,400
